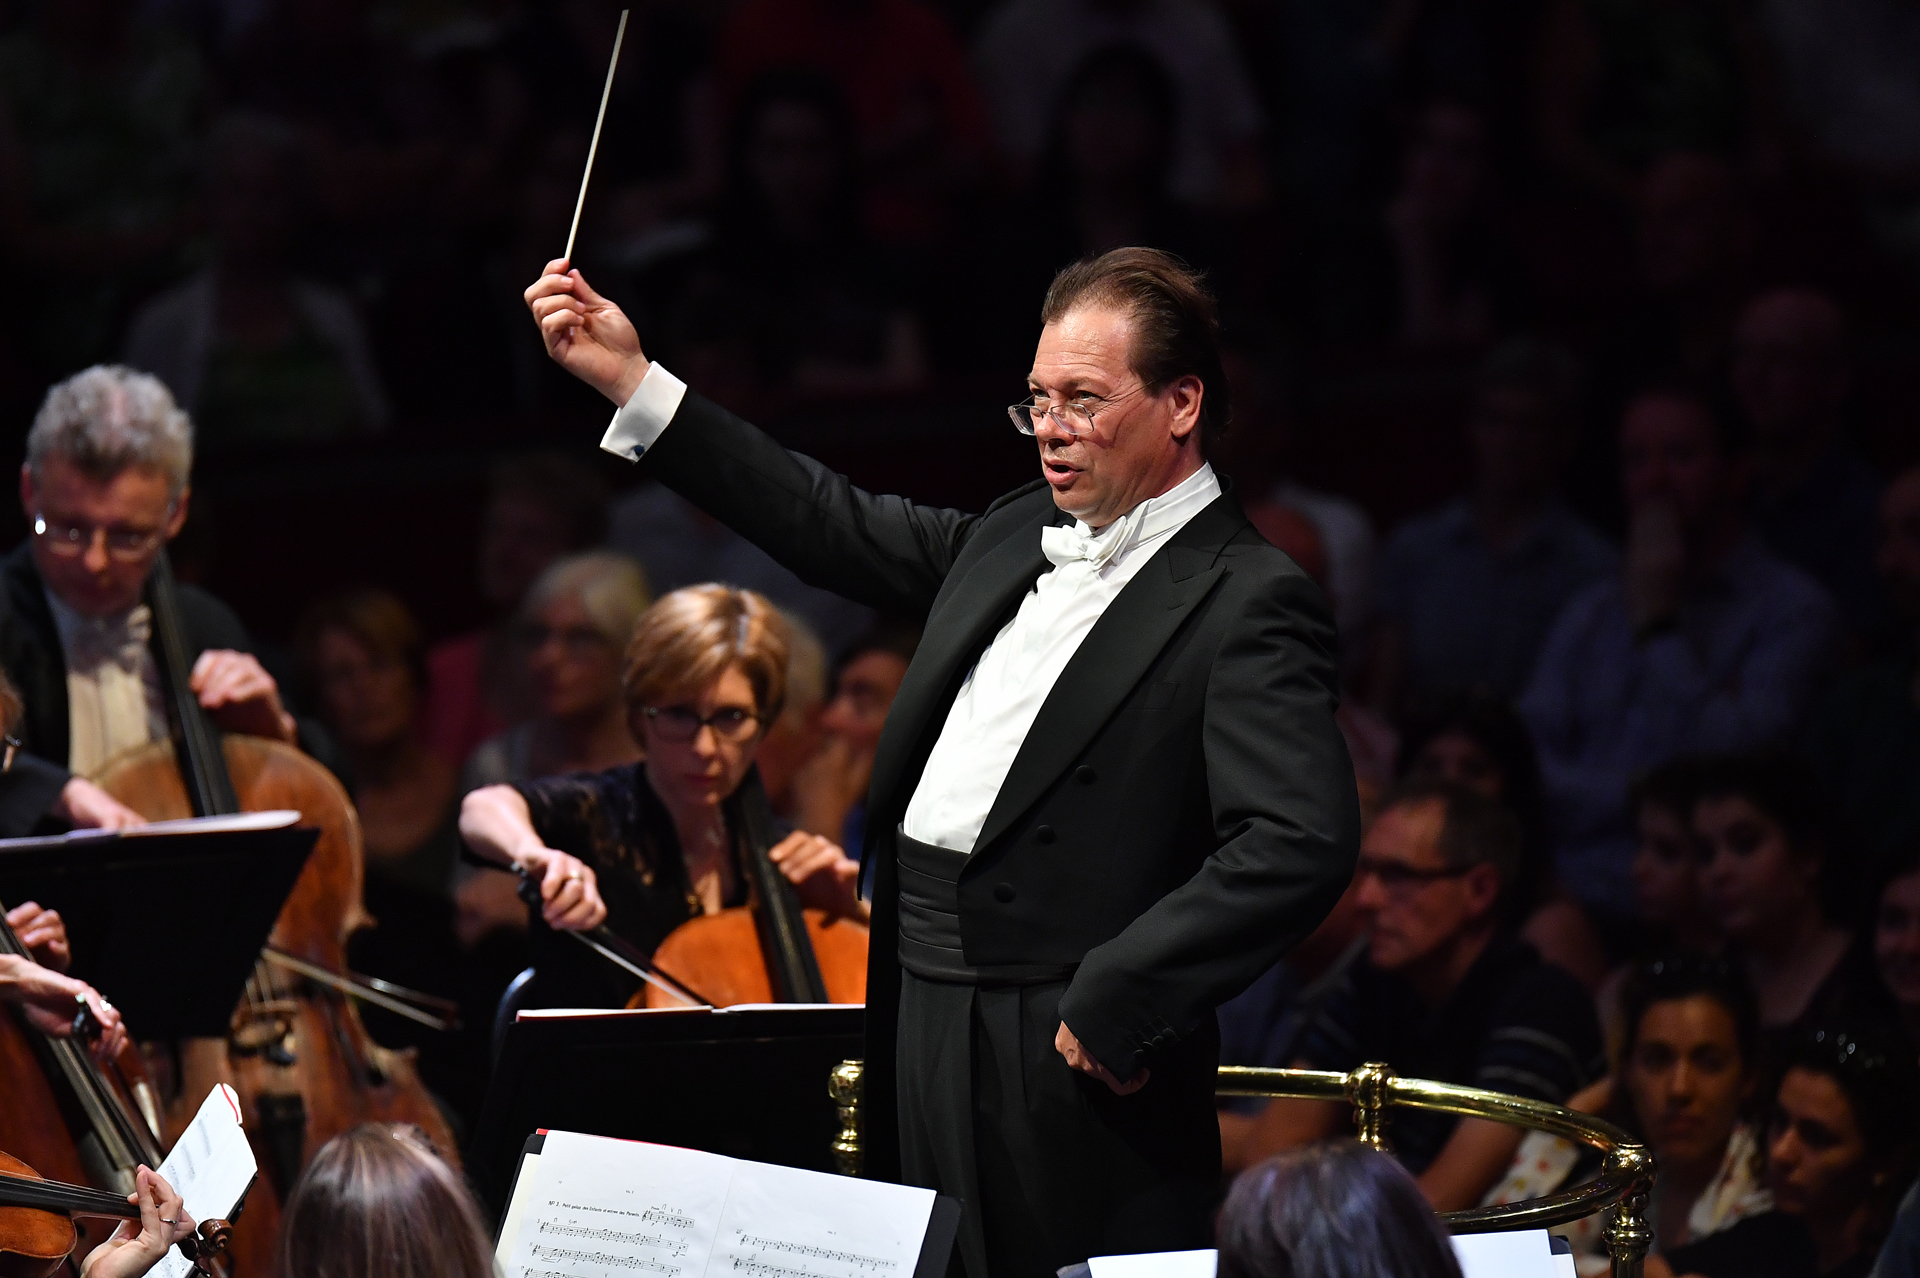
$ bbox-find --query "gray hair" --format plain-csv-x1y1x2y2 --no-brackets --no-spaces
522,551,651,647
29,365,194,496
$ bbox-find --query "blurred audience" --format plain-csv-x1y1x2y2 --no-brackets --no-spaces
1216,1141,1465,1278
1873,843,1920,1048
425,453,610,771
124,112,391,448
1487,954,1815,1278
1372,338,1615,710
716,0,992,245
1768,1027,1920,1277
788,621,920,853
1228,782,1603,1209
973,0,1266,210
1523,387,1835,922
1396,689,1608,990
1732,289,1883,637
1803,467,1920,867
755,608,830,823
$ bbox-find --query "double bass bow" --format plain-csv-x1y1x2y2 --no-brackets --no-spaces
91,553,456,1276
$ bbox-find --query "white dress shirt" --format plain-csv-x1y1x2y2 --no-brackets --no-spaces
46,591,169,775
601,365,1224,853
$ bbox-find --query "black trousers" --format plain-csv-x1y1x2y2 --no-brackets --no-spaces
894,972,1220,1278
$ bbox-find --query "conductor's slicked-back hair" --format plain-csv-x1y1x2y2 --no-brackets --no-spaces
28,365,193,497
277,1124,494,1278
1040,247,1230,449
1218,1140,1465,1278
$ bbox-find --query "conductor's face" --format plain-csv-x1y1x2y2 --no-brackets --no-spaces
1026,305,1204,529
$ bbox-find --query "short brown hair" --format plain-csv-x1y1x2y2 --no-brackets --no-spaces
1040,247,1230,447
277,1124,493,1278
623,585,790,722
1379,778,1525,921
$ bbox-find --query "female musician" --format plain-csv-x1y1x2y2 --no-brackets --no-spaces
460,584,864,1007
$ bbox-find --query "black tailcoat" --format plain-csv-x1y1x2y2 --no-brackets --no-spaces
637,391,1361,1270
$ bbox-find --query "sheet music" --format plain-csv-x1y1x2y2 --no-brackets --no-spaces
1451,1229,1558,1278
151,1085,257,1278
1086,1250,1215,1278
500,1131,936,1278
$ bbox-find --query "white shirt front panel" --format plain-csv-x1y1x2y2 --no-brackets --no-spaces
901,463,1222,854
46,591,169,775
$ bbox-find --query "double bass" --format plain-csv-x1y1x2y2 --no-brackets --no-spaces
0,903,166,1266
92,555,455,1275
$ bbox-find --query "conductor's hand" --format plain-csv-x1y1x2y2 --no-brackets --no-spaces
82,1165,195,1278
768,832,868,923
516,845,608,932
7,900,70,971
0,955,127,1059
1055,1021,1149,1096
525,262,650,406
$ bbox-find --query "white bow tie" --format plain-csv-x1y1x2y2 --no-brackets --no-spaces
1040,521,1127,571
67,605,153,675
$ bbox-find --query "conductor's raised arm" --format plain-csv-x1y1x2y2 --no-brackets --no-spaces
524,262,980,619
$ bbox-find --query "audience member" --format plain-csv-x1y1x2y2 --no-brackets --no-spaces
1802,466,1920,867
649,70,930,403
755,608,830,823
788,621,920,852
1768,1027,1920,1277
1230,782,1603,1209
1373,338,1615,709
1384,99,1525,351
610,483,873,658
1691,752,1882,1055
1397,689,1608,990
1869,843,1920,1053
1534,0,1755,205
0,0,207,377
1216,1141,1465,1278
1732,289,1883,636
424,453,610,771
716,0,991,245
125,112,390,449
1523,387,1835,922
973,0,1266,209
1595,758,1722,1045
1488,954,1815,1278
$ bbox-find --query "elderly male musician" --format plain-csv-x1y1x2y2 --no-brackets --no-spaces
527,247,1360,1277
0,365,333,818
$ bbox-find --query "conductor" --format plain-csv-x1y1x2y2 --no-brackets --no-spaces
526,247,1360,1277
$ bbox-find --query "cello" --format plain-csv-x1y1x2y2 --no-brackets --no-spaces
629,771,866,1009
91,554,455,1276
0,903,167,1266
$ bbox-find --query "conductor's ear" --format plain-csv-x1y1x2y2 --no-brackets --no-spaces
1166,375,1204,443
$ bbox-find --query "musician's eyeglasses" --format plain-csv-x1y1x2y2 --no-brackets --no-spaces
33,512,171,563
641,705,761,744
1006,385,1145,438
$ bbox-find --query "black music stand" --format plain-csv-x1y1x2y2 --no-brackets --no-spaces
472,1005,867,1213
0,819,318,1038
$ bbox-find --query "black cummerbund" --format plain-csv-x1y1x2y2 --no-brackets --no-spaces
896,831,973,982
895,829,1077,985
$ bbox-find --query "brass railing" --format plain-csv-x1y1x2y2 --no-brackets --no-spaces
832,1059,1657,1278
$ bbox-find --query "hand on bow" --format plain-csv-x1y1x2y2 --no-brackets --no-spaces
0,955,127,1059
515,845,608,931
55,778,147,831
525,262,651,406
191,650,296,744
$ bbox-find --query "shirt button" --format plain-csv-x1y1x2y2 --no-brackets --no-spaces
1035,825,1057,844
1074,766,1097,785
993,883,1016,903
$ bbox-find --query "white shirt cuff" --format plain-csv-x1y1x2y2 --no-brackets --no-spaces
599,362,688,461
